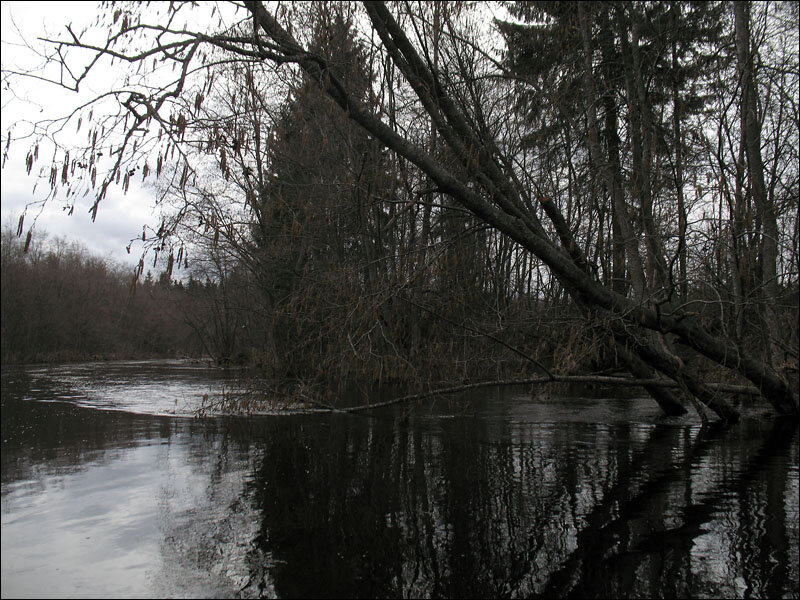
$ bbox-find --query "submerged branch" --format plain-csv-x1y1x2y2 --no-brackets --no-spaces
193,374,759,418
339,375,762,413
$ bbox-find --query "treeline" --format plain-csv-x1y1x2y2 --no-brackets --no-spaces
5,2,799,415
0,227,204,363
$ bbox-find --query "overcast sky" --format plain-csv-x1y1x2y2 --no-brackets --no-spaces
1,1,159,268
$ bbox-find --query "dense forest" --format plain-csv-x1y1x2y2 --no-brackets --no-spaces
0,227,201,362
2,1,797,418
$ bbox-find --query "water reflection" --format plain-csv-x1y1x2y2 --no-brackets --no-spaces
1,363,798,598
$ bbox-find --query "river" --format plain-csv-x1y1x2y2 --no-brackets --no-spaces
1,360,798,598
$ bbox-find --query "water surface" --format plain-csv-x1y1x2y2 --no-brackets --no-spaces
2,361,798,598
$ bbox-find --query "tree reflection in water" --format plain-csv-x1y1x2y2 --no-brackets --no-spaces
241,410,798,598
1,367,798,598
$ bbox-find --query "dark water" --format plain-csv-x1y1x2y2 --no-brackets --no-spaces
1,362,798,598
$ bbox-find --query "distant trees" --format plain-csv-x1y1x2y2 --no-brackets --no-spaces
0,227,201,363
2,1,797,417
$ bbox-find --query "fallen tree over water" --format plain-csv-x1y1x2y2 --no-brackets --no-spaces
4,2,797,420
199,374,762,422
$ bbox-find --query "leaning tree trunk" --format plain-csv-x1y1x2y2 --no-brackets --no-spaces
245,0,798,418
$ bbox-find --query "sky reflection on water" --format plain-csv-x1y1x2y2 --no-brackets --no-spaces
1,362,798,598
